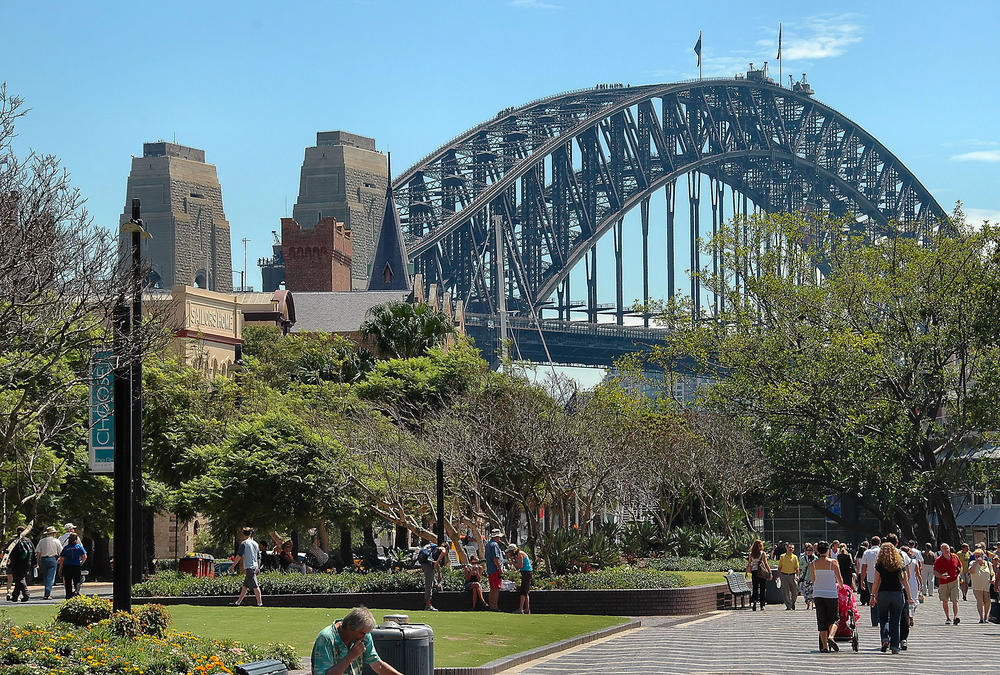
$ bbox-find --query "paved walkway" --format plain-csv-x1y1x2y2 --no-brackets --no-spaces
515,603,1000,674
2,581,113,605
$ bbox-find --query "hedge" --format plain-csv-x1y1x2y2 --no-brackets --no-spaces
644,555,747,573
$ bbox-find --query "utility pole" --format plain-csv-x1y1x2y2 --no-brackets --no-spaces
493,215,508,367
241,237,250,291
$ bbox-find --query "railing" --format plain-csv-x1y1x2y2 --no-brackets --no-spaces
464,312,672,340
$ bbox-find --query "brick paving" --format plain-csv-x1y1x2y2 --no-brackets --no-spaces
518,601,1000,674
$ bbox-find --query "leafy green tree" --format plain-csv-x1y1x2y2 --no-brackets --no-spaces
242,325,374,388
649,211,1000,544
360,301,455,359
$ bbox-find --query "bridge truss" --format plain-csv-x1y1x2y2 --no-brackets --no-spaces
394,78,946,327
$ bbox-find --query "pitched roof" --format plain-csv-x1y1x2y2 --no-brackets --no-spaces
366,156,411,291
291,291,411,333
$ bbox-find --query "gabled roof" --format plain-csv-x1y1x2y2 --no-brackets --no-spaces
366,155,411,292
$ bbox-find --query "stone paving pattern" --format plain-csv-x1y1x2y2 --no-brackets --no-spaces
521,601,1000,674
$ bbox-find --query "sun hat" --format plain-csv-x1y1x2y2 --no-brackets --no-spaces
490,528,503,538
506,544,518,553
43,526,57,535
63,523,76,530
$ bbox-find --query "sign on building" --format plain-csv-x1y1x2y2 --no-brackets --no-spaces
89,349,115,473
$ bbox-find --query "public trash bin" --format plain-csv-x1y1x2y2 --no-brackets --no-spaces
363,614,434,675
765,566,783,605
178,553,215,578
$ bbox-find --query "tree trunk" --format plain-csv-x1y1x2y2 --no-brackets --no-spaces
394,525,409,549
933,492,961,546
338,525,352,572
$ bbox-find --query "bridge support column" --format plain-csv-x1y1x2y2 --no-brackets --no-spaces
641,197,650,328
710,177,724,316
666,180,676,307
688,172,701,320
614,218,624,326
586,245,597,323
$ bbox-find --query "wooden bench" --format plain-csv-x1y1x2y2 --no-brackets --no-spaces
725,572,752,609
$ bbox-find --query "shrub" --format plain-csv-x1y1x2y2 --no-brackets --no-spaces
540,527,621,574
531,566,685,590
136,603,172,636
102,610,142,638
56,594,113,626
646,555,746,573
621,521,661,559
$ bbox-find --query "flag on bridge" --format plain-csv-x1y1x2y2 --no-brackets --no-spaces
777,23,782,60
694,31,702,79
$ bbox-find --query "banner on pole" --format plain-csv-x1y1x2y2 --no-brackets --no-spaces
89,349,115,473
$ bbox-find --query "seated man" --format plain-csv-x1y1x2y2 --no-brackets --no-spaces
311,606,402,675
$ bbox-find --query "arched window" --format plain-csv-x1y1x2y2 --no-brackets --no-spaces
145,271,162,289
383,263,393,285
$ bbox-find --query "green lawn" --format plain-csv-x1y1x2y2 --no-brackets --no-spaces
0,604,626,667
673,570,731,586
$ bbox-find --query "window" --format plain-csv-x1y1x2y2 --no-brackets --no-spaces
383,263,393,284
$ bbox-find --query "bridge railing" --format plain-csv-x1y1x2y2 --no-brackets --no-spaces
464,313,672,340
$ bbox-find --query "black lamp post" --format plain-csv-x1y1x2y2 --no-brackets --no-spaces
436,456,445,545
114,199,150,610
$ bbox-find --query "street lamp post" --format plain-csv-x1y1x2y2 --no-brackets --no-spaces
436,456,445,546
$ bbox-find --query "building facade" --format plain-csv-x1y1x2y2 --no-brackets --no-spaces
281,217,353,292
121,142,233,292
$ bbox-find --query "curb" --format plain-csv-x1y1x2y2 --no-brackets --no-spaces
432,618,641,675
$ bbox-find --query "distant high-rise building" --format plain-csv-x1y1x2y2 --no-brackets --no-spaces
291,131,387,288
120,142,233,292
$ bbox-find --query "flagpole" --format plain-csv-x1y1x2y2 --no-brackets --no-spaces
777,22,782,87
698,31,703,80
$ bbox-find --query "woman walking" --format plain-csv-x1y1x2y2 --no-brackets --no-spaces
57,533,87,600
921,543,937,597
799,543,817,610
810,541,844,653
870,542,913,654
506,544,532,614
969,548,993,623
746,539,770,611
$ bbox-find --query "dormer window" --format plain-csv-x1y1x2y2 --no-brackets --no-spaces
383,263,393,284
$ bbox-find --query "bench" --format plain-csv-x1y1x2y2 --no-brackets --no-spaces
235,659,287,675
725,572,752,609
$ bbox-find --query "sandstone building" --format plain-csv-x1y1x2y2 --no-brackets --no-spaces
291,131,387,288
121,142,233,292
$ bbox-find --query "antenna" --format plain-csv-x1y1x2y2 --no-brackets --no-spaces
241,237,250,291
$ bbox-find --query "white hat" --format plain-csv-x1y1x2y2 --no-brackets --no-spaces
64,523,76,530
490,528,503,538
506,544,518,553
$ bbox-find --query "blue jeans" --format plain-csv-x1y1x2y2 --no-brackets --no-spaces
878,590,905,651
39,557,58,597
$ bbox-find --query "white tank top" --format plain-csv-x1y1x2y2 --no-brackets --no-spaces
813,560,839,599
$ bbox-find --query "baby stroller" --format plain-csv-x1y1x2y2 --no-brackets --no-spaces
832,584,860,652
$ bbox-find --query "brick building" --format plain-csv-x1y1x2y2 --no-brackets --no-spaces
281,217,353,291
120,142,233,292
291,131,388,288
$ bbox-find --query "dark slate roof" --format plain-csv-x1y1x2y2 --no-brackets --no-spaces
366,160,412,291
291,291,411,333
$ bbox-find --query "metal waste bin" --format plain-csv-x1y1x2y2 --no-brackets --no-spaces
765,566,783,605
178,553,215,578
363,615,434,675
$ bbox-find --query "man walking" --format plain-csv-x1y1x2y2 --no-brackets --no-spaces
233,527,263,607
934,543,961,624
956,542,971,601
7,526,34,603
418,540,448,611
35,526,62,600
58,524,76,548
860,536,882,626
778,542,800,609
485,529,505,611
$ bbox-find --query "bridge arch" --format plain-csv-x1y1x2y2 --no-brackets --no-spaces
394,78,945,321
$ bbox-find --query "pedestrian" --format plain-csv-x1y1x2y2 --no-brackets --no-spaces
58,523,76,548
933,543,961,624
810,541,844,653
310,606,403,675
35,526,62,600
778,542,799,610
837,543,856,591
232,526,263,607
870,542,913,654
485,529,505,611
464,556,487,610
7,526,34,603
969,548,993,623
900,545,920,649
921,543,937,597
417,540,448,611
506,544,532,614
57,533,86,599
859,536,882,626
799,543,817,610
956,542,972,601
745,539,770,611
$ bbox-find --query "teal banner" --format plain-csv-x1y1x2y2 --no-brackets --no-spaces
89,349,115,473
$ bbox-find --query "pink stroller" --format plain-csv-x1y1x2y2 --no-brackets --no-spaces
832,584,860,651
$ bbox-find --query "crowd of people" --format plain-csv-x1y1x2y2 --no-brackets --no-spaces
746,534,1000,654
2,523,88,602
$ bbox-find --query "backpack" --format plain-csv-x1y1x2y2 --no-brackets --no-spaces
417,544,436,565
11,538,33,565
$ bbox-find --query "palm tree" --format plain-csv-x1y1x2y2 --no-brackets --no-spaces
360,302,454,359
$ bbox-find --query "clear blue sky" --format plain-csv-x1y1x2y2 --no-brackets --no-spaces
4,1,998,297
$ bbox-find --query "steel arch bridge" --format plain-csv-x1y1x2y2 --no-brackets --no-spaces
393,77,946,332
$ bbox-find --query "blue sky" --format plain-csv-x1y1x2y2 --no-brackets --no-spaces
4,0,999,300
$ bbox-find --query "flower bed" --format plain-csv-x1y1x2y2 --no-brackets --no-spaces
134,566,685,598
1,597,297,674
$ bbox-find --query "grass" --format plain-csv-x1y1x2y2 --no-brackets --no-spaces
0,604,627,667
673,570,731,586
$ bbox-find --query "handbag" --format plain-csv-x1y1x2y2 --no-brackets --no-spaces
754,564,771,581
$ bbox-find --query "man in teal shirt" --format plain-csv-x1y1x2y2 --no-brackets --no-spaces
311,607,402,675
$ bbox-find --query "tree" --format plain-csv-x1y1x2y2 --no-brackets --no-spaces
0,85,159,536
649,211,1000,544
360,301,455,359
